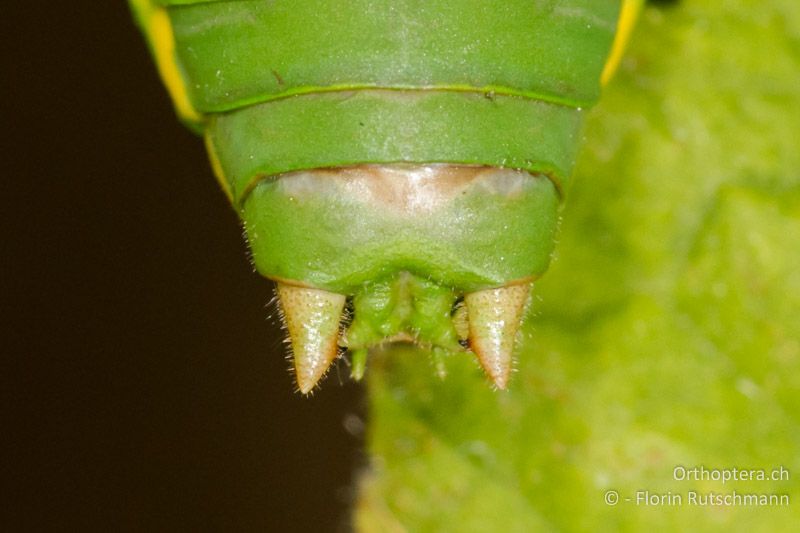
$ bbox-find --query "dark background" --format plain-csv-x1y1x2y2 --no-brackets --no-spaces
3,3,364,531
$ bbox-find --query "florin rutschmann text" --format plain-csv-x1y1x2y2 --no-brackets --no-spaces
603,465,791,507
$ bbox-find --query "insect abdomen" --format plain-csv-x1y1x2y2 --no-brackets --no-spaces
131,0,626,392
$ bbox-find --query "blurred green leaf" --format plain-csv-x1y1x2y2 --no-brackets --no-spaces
356,1,800,530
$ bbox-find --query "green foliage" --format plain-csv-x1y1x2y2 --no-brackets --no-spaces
356,1,800,530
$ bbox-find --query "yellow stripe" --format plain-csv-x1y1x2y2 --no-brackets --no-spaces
204,129,234,202
130,0,202,123
601,0,644,86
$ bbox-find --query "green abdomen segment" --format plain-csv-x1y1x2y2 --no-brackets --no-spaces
243,165,560,293
164,0,618,114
